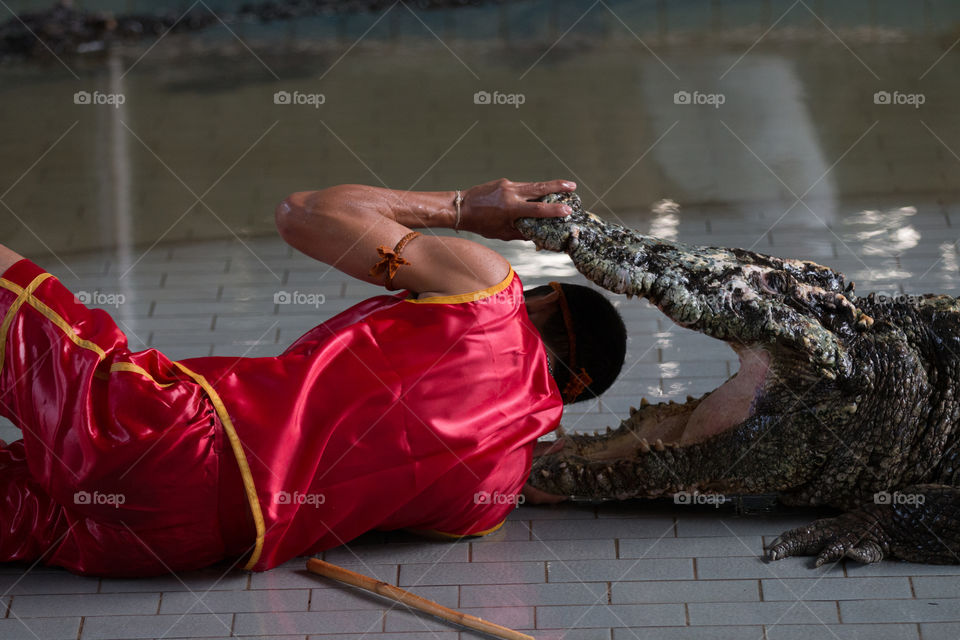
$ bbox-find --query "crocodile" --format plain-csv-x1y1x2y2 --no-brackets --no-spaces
515,191,960,567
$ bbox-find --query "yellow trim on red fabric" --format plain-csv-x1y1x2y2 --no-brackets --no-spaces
404,266,515,305
0,273,110,373
109,362,175,388
172,361,266,570
414,519,506,540
0,271,266,568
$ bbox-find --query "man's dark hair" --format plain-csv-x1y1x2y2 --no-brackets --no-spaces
525,283,628,404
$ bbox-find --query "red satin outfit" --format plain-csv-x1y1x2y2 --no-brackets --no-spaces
0,258,561,576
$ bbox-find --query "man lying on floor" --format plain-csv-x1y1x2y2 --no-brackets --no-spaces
0,178,626,576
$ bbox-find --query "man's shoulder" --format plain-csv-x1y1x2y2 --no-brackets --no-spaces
398,235,510,297
402,261,519,306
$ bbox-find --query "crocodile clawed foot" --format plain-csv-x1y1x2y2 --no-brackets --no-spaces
765,512,886,567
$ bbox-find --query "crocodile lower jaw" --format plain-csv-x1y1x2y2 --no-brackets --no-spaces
561,344,771,460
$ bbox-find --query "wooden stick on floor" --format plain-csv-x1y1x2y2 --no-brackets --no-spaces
306,558,534,640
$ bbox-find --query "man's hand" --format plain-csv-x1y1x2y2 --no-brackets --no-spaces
522,437,569,504
522,484,569,504
459,178,576,241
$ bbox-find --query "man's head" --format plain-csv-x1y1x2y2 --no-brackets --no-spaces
524,282,628,404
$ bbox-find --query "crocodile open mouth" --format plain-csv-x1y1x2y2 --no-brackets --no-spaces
562,343,772,460
516,191,869,501
514,190,860,478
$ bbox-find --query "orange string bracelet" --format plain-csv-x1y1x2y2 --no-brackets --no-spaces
548,281,593,402
369,231,422,290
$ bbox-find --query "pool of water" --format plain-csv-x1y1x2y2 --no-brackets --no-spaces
2,0,960,267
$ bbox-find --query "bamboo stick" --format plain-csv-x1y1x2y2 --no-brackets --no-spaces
306,558,534,640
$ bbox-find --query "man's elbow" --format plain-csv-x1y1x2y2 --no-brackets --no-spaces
276,186,359,242
274,195,298,242
275,191,317,242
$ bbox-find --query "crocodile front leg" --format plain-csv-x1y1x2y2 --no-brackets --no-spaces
766,484,960,565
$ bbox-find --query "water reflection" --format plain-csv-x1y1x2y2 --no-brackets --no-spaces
844,205,920,283
100,49,146,344
846,206,919,256
501,243,578,279
938,242,959,276
658,362,680,379
2,2,957,287
649,199,680,242
651,331,673,351
664,381,692,397
640,54,838,226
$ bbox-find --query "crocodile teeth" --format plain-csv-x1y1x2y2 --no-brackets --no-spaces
686,395,695,402
606,426,613,433
629,406,638,416
639,438,651,453
655,439,666,452
640,398,650,407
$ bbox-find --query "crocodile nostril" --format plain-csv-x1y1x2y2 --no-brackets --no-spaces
760,271,786,295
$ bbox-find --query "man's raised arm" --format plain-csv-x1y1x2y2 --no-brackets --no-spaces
0,245,24,277
274,179,575,298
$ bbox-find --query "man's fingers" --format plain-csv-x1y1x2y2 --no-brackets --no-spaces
517,179,576,199
521,483,569,504
532,438,566,457
518,200,573,218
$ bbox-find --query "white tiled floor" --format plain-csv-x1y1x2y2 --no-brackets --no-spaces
1,194,959,638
